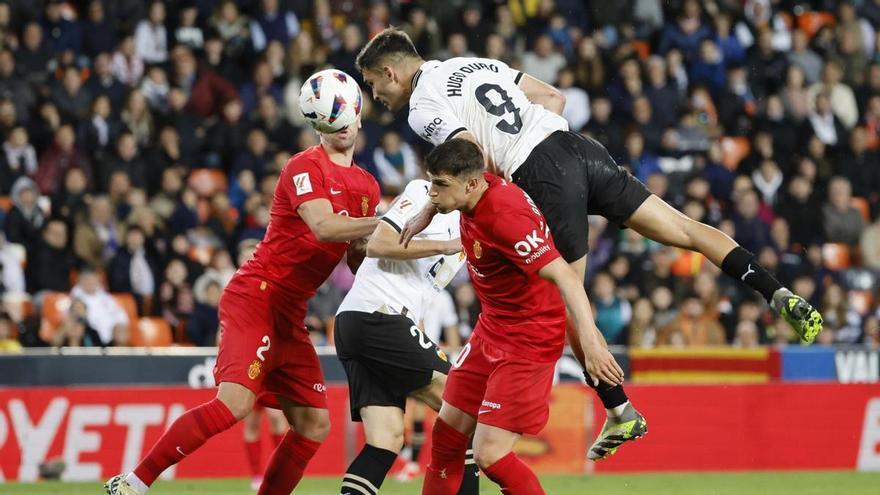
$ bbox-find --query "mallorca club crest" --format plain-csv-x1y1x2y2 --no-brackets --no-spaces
472,240,482,259
247,359,262,380
361,196,369,216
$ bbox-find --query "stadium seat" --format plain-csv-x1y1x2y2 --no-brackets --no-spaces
850,197,870,222
39,292,72,343
821,243,851,271
0,196,11,212
721,136,750,171
797,11,835,39
188,168,228,197
111,293,139,326
131,317,173,347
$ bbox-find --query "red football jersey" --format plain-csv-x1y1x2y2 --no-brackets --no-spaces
233,144,380,313
460,174,566,362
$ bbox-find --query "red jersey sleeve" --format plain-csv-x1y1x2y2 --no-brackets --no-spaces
490,211,561,274
285,156,329,211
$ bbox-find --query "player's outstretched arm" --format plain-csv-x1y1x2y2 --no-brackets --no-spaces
298,198,379,242
369,221,460,260
539,258,624,386
399,202,438,247
518,73,566,116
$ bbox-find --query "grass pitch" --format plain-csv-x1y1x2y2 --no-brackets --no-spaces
4,471,879,494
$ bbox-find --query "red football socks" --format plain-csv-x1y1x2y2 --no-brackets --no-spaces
271,432,284,446
133,398,237,487
422,419,469,495
244,439,262,476
483,452,545,494
257,430,322,495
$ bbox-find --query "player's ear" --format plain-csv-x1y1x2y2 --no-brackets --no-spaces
383,65,396,83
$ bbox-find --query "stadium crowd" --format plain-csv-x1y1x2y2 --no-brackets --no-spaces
0,0,879,353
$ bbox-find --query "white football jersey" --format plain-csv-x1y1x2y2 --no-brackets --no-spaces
337,179,465,325
408,57,568,179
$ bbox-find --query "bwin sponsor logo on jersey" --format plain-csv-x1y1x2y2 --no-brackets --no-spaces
423,117,444,138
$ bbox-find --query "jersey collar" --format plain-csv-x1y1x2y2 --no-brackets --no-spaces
410,67,423,92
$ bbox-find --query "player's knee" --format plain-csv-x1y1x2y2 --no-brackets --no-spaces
299,415,331,443
472,443,506,470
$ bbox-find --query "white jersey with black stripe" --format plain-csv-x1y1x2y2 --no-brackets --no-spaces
408,57,568,179
336,180,464,325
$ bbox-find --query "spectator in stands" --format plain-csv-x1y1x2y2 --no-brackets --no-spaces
140,66,170,113
107,226,159,314
401,7,441,65
822,176,865,245
752,159,784,206
788,29,823,84
187,273,222,346
557,67,589,132
658,0,711,61
250,0,299,53
0,232,25,295
733,320,760,348
16,23,51,88
0,49,36,125
111,34,145,87
52,67,91,124
120,90,154,148
232,128,271,180
26,218,76,295
74,195,123,268
822,282,863,344
521,34,565,84
626,298,657,348
805,91,849,151
839,127,880,199
809,61,859,129
134,1,168,65
4,176,44,253
713,12,745,65
82,0,116,60
733,189,772,253
658,295,726,346
175,3,204,51
0,310,22,353
70,269,130,346
781,65,811,123
0,127,38,195
79,95,121,166
86,53,127,109
205,98,247,170
373,130,419,195
573,36,605,93
159,258,193,331
35,125,91,196
51,298,103,348
252,94,299,154
624,131,661,183
239,59,282,116
172,46,239,119
592,271,632,346
210,0,251,59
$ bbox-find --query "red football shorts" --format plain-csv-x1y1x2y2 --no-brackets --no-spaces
213,275,327,410
442,330,556,435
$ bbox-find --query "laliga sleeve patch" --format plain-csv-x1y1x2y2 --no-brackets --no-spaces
293,172,313,195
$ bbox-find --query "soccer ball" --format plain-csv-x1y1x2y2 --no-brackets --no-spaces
299,69,363,133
